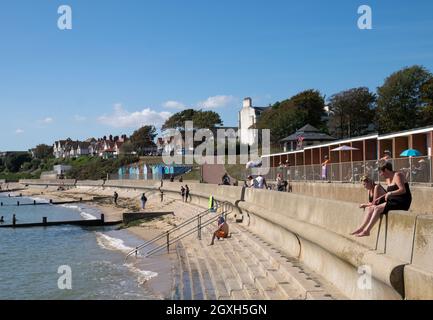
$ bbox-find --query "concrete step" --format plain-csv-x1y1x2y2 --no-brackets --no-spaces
176,243,192,300
185,246,205,300
171,249,183,300
192,247,217,300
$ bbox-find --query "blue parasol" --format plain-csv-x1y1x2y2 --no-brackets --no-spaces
400,149,422,157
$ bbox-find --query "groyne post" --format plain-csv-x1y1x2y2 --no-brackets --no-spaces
100,214,105,223
43,217,47,225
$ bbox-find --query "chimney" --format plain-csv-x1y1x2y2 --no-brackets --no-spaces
243,97,252,108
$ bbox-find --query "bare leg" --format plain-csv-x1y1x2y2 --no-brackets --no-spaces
351,207,374,235
210,231,217,245
357,203,386,237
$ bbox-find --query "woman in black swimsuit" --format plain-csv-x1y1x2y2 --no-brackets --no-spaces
350,176,386,236
357,162,412,237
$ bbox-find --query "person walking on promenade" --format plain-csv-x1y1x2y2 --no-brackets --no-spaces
180,186,185,202
350,176,387,236
356,162,412,237
113,191,119,206
140,193,147,210
210,216,229,246
185,185,190,202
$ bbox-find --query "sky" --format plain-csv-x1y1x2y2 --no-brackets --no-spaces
1,0,433,151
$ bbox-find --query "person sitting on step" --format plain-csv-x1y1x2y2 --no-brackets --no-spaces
210,216,229,245
356,162,412,237
350,175,386,236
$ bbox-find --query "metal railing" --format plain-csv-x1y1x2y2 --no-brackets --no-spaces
264,156,433,185
124,200,232,261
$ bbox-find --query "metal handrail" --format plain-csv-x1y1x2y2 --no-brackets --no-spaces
124,200,230,261
145,205,233,257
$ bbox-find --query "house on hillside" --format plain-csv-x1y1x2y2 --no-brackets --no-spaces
238,97,270,146
280,124,336,152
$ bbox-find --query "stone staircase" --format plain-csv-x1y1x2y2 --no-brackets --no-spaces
167,201,347,300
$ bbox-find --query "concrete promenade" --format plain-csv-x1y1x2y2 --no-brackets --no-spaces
10,179,433,300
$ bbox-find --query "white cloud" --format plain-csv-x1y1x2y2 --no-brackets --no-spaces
74,115,87,122
98,104,172,128
15,128,24,134
163,100,186,110
197,95,236,109
42,117,53,124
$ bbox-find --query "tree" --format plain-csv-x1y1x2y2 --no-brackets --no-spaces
376,65,433,133
162,109,223,130
328,87,376,139
192,110,223,129
33,144,54,159
130,126,157,155
255,89,326,144
4,153,32,172
119,141,135,155
162,109,196,130
419,78,433,126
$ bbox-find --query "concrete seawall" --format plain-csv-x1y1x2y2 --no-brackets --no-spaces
18,178,433,299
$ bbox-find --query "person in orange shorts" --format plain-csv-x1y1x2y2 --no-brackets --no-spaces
210,216,229,245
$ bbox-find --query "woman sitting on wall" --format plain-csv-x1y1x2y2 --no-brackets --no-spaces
356,162,412,237
350,175,386,236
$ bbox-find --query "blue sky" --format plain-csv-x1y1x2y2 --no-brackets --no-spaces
1,0,433,150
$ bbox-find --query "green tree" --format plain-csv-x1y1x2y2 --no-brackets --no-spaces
419,78,433,126
130,125,157,155
4,153,32,172
119,141,135,155
162,109,222,130
33,144,54,159
256,89,326,144
162,109,196,130
328,87,376,139
376,65,433,133
192,110,223,128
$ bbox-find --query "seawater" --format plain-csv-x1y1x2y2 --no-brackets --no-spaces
0,194,160,300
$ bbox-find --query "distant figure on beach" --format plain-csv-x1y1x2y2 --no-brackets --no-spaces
210,216,229,246
356,162,412,237
185,185,190,202
170,175,174,182
113,191,119,205
180,186,185,202
159,187,164,202
140,193,147,210
179,176,183,183
321,155,330,180
350,176,387,236
0,216,4,223
12,214,17,225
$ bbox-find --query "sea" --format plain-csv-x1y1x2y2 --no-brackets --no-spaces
0,193,166,300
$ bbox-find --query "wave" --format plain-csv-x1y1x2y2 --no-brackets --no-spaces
61,204,98,220
27,196,50,204
124,263,158,284
95,232,136,254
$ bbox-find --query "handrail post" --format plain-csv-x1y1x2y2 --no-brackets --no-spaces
198,215,201,240
166,231,170,253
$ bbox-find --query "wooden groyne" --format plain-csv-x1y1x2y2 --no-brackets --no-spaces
0,214,122,229
0,198,96,207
